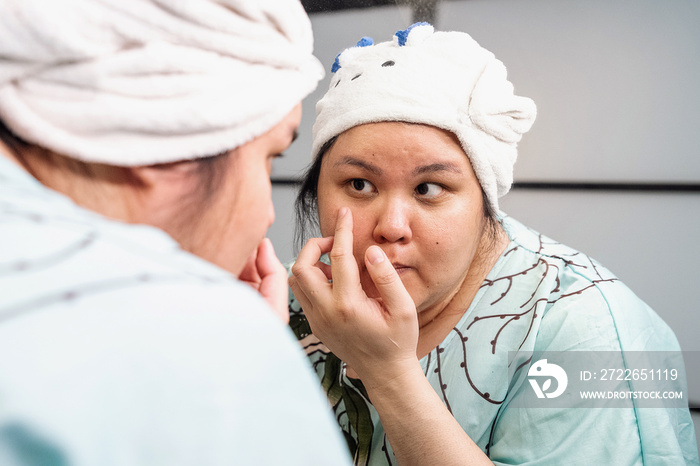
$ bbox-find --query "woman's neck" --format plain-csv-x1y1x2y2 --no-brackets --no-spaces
415,223,510,360
0,140,29,171
1,142,140,221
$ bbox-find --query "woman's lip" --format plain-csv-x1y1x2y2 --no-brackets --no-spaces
392,263,413,274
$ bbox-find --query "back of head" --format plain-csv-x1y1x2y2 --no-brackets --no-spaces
312,23,536,211
0,0,324,166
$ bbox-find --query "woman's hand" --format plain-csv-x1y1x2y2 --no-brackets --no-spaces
239,238,289,324
289,207,420,389
291,208,492,465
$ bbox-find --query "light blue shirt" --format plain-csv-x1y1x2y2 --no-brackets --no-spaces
0,156,352,466
289,214,698,465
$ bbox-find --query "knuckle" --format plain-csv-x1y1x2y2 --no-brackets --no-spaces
329,247,349,262
331,297,353,320
331,295,346,310
291,262,304,278
372,269,398,287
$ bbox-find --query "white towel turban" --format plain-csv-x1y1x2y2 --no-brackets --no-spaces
312,23,536,210
0,0,324,166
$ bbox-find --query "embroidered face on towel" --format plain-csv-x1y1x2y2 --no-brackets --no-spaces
0,0,324,166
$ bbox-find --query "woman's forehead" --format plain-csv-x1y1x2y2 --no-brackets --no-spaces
327,122,470,170
340,121,452,138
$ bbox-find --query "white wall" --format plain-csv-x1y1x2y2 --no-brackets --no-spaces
439,0,700,183
268,0,700,450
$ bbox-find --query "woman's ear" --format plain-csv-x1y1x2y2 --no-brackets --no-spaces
125,161,203,227
129,160,200,189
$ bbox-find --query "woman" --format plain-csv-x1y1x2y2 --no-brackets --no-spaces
0,1,351,464
289,23,698,465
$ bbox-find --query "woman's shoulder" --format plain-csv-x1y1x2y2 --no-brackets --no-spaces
0,162,278,325
0,156,320,410
500,214,618,285
498,215,680,352
0,260,349,466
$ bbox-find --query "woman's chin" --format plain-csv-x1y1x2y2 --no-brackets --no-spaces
360,274,419,306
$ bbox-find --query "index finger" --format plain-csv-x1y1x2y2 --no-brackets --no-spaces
329,207,362,299
238,246,261,285
292,236,334,291
255,238,284,279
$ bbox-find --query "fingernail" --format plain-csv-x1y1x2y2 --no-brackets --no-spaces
339,207,348,219
366,246,385,265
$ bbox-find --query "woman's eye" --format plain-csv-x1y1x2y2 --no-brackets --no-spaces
349,178,375,194
415,182,444,199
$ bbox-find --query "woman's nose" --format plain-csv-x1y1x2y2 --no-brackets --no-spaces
372,199,412,244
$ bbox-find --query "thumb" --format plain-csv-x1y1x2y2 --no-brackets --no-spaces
364,246,415,315
256,238,285,278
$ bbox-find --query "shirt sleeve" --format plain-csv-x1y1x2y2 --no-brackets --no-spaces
0,280,353,466
488,280,698,465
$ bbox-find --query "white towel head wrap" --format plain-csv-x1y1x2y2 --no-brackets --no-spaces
0,0,324,166
312,23,536,210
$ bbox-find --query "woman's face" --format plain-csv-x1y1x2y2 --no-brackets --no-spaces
317,122,489,314
189,104,302,276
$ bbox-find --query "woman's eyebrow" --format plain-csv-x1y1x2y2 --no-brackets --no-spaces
413,163,463,175
333,156,382,175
